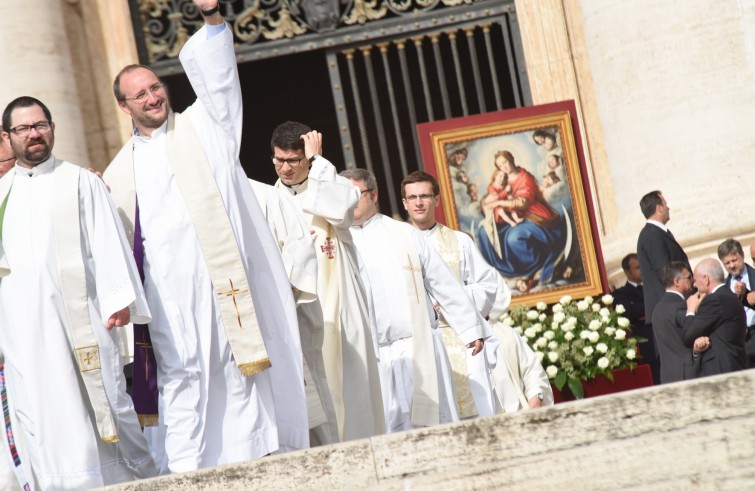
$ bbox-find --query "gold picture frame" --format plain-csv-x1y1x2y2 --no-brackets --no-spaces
417,100,607,307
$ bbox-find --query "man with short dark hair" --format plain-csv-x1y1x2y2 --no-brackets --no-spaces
613,252,660,383
683,259,747,377
271,121,385,442
652,262,708,383
717,238,755,367
0,96,156,488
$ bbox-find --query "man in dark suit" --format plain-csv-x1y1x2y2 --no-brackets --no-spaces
683,258,747,377
613,253,660,383
652,261,709,383
636,191,691,324
718,238,755,367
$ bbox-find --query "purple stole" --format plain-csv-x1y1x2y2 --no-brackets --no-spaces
132,201,159,426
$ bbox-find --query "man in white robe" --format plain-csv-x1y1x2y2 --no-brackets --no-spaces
272,122,384,441
104,1,307,473
401,170,501,418
249,178,339,445
0,128,13,177
341,168,487,432
0,96,156,489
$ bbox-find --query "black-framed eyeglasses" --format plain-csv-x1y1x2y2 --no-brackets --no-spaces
9,121,51,138
123,83,166,103
404,194,435,202
272,155,307,167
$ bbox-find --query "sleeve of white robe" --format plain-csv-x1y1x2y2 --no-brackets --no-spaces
300,156,359,229
79,168,151,326
457,232,499,318
513,331,554,405
410,227,485,345
488,275,513,321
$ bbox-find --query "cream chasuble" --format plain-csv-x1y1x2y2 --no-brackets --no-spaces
351,214,486,430
275,157,385,441
250,178,338,445
0,158,155,489
105,23,307,472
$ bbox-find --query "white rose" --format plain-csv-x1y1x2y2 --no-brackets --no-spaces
596,342,608,353
588,331,600,343
577,300,588,311
626,349,636,360
579,330,590,339
599,307,610,317
559,295,572,305
526,310,539,320
553,312,566,323
533,323,543,333
601,294,614,305
604,327,616,336
617,317,630,328
515,326,524,335
552,303,564,313
615,304,626,314
546,365,558,379
536,301,547,311
589,319,601,331
584,296,594,304
524,327,537,339
601,316,610,325
592,303,600,312
539,313,546,322
583,346,594,356
597,357,609,369
564,331,575,341
567,317,578,327
536,337,548,349
548,340,558,350
544,330,555,340
615,329,627,341
503,316,514,326
547,351,559,363
536,351,545,363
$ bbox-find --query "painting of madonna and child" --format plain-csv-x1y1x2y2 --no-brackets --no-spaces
417,100,607,306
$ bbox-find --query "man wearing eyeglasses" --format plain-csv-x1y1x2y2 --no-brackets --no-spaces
0,126,14,178
270,121,385,443
0,96,156,488
342,168,487,433
104,0,307,473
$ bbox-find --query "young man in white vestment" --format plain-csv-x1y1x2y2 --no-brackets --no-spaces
401,170,502,418
0,97,156,489
271,122,384,441
248,177,339,445
341,168,488,432
104,0,307,473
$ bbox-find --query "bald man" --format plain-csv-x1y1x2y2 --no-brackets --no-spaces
683,258,747,377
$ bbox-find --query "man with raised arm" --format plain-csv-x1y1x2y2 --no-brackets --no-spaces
105,1,307,472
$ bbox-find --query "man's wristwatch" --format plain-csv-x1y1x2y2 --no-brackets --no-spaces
308,154,320,164
201,5,220,16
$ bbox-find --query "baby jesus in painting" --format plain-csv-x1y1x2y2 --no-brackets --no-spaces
483,169,523,227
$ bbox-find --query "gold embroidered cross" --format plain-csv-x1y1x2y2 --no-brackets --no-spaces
82,351,95,367
320,237,336,259
218,279,249,330
402,254,421,303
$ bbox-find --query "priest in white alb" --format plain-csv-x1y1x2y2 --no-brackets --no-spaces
249,177,339,445
104,0,307,473
401,170,501,418
272,123,384,441
0,96,156,489
342,168,487,432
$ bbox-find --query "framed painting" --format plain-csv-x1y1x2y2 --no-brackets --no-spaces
417,100,607,307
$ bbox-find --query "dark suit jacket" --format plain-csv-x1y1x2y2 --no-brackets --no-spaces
652,291,699,383
682,286,747,376
725,263,755,321
613,282,645,327
637,223,690,322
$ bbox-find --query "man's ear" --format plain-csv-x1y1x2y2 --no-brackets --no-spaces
117,101,132,117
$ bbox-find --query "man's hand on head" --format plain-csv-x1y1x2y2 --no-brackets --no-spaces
301,131,323,161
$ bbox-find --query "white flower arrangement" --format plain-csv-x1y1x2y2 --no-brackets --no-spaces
498,294,645,398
